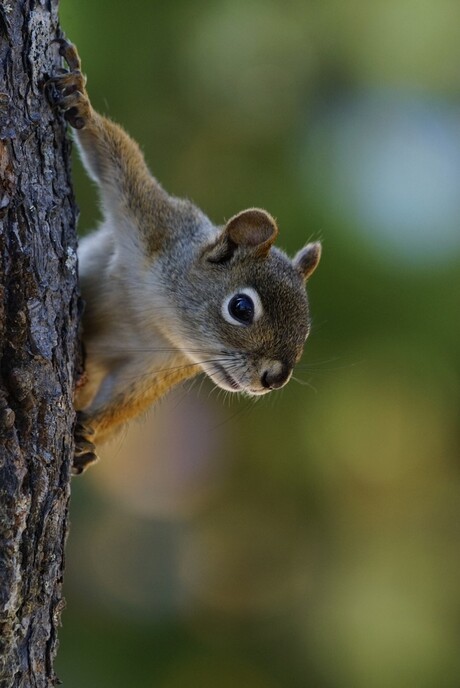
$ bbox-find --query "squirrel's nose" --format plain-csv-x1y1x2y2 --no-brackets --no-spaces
261,362,291,390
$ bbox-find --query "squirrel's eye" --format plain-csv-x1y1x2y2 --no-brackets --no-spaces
228,294,254,325
222,287,262,326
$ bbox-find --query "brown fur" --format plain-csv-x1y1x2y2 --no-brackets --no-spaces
46,39,321,473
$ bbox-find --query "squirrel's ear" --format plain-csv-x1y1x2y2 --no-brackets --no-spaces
225,208,278,258
204,208,278,263
293,242,322,281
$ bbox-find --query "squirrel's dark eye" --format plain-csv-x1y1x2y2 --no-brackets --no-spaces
222,287,262,327
228,294,254,324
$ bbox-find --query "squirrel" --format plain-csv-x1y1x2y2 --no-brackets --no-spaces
45,39,322,474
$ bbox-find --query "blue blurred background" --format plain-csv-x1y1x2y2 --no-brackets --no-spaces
59,1,460,686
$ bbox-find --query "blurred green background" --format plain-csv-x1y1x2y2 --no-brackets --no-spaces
58,1,460,686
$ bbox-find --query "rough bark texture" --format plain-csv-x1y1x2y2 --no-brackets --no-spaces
0,1,78,686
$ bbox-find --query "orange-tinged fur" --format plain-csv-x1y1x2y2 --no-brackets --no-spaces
46,39,321,474
80,361,199,445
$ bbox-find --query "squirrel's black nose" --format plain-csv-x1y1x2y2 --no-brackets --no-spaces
261,362,291,390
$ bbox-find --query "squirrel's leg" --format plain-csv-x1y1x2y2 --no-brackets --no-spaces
78,358,199,449
46,38,168,255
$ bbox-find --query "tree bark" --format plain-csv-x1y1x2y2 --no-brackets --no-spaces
0,2,78,686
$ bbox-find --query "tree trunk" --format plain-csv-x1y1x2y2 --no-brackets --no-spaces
0,2,78,687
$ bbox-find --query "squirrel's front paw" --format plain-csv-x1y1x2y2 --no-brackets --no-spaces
73,411,98,475
45,38,91,130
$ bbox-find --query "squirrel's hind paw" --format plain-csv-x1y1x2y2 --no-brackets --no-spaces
73,412,98,475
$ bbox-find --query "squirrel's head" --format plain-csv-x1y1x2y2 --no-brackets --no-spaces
167,208,321,396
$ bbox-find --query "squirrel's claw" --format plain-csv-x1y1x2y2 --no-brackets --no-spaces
51,37,82,71
72,452,98,475
46,38,90,130
73,412,98,475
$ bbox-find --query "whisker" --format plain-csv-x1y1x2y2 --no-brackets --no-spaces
296,357,363,374
88,346,226,355
308,318,328,334
102,357,237,385
209,394,261,430
290,375,318,393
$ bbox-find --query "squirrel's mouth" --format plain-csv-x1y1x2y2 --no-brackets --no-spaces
209,364,271,396
200,361,272,395
213,365,242,392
